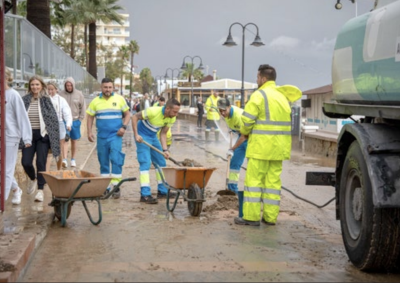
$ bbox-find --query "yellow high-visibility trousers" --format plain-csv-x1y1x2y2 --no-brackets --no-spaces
243,158,282,223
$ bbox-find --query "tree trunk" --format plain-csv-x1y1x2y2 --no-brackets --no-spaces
70,24,75,59
130,53,134,93
121,65,124,95
12,0,17,14
84,25,88,71
88,22,97,79
27,0,51,39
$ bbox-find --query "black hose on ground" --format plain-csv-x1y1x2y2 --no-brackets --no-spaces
189,138,335,209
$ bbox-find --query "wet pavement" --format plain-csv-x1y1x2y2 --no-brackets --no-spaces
3,116,400,282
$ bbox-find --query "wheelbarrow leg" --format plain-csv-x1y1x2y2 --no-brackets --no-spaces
82,199,102,225
60,202,67,227
166,189,180,213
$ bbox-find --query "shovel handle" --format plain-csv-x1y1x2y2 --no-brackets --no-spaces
141,140,181,166
226,131,233,186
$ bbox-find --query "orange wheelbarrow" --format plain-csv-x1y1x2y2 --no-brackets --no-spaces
154,165,216,216
41,170,136,227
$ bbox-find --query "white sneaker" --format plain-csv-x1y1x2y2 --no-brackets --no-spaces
35,190,44,202
27,179,37,195
62,159,68,169
11,188,22,205
70,159,76,167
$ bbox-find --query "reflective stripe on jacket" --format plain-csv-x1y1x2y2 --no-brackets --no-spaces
240,81,301,160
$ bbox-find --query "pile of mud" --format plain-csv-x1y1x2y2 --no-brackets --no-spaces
180,159,203,167
203,195,238,213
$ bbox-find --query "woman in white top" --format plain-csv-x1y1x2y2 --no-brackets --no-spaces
46,81,72,170
4,68,32,205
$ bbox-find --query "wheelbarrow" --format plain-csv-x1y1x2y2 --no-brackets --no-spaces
140,140,216,216
41,170,136,227
153,164,216,216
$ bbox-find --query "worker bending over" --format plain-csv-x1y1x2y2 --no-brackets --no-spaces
132,98,181,204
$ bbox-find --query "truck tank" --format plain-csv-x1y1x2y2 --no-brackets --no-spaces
332,0,400,105
309,0,400,272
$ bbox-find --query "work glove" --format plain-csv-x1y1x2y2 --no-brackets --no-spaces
226,149,234,158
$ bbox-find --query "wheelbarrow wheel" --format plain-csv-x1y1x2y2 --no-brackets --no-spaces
54,201,72,220
188,183,203,217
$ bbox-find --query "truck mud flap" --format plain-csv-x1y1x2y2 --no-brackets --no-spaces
306,172,335,186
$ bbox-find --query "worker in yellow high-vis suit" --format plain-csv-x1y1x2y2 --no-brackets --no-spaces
235,64,301,226
204,91,220,142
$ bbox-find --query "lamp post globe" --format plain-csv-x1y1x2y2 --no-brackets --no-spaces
223,22,264,108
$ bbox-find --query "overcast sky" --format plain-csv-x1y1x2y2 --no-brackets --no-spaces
118,0,375,91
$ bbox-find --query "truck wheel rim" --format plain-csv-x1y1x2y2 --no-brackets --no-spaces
345,169,363,240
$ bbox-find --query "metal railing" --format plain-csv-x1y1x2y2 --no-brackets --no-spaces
5,14,100,97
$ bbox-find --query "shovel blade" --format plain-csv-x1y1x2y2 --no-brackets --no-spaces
216,189,237,196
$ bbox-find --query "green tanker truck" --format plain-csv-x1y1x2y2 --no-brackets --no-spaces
310,0,400,272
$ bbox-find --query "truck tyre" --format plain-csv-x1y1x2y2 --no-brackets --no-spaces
340,141,400,272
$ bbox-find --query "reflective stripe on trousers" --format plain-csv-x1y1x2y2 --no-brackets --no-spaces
135,134,168,196
243,158,283,223
227,140,247,194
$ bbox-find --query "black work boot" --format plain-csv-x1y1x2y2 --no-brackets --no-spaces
234,217,260,226
140,195,158,204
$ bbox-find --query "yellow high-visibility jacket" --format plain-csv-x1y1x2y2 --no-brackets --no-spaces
205,95,220,121
240,81,301,160
157,128,172,146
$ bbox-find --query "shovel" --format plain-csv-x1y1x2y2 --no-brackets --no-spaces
217,131,236,196
141,140,182,167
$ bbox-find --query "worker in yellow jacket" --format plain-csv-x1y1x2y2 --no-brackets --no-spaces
235,64,301,226
204,91,221,142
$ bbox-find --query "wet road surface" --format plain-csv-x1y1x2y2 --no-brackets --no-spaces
19,119,400,282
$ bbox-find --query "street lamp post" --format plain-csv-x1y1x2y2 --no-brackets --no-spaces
164,68,180,99
223,22,264,108
155,75,164,95
180,56,204,107
21,52,35,80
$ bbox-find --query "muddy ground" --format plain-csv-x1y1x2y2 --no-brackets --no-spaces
19,120,400,282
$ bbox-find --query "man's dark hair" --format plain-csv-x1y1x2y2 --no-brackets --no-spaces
166,98,181,108
159,97,166,102
101,77,113,84
258,64,277,81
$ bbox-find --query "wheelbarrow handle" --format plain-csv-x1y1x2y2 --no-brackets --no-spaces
141,140,181,166
102,177,137,199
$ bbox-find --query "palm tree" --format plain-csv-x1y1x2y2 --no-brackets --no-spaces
180,63,204,82
127,40,140,94
27,0,51,38
85,0,124,79
140,68,153,94
117,45,130,94
54,0,84,60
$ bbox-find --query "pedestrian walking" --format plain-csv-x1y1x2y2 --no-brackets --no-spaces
59,77,85,169
217,98,248,217
204,91,221,141
45,81,72,171
235,64,301,226
133,98,141,113
86,78,131,198
131,98,180,204
21,76,60,202
4,68,32,205
140,93,150,110
196,96,204,128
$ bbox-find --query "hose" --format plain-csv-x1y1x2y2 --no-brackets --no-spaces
179,135,335,209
